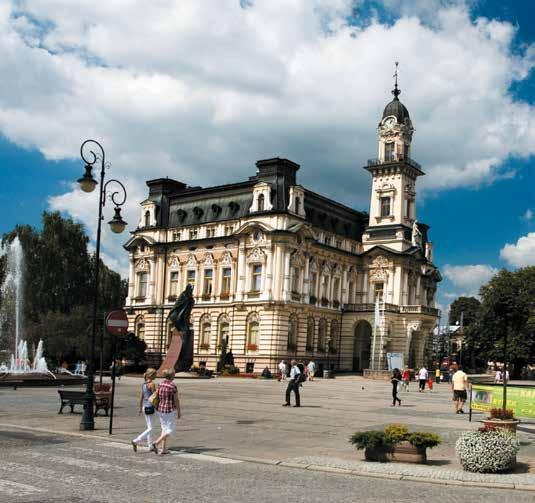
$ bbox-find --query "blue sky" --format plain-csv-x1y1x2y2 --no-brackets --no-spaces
1,0,535,316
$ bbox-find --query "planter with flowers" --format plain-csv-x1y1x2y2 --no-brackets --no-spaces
350,424,441,464
199,343,210,351
246,343,258,352
482,408,520,433
456,426,519,473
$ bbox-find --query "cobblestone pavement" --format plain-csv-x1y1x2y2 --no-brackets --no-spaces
1,427,534,502
0,375,534,490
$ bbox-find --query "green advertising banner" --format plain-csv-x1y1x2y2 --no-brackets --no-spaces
471,384,535,419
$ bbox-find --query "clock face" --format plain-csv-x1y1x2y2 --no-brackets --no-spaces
384,117,396,129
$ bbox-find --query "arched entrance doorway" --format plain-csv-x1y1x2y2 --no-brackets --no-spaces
353,321,372,372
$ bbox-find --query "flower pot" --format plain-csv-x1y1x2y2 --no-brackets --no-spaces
364,442,427,464
482,419,520,433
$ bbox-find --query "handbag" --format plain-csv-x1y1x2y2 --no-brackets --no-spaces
144,405,155,415
148,389,160,408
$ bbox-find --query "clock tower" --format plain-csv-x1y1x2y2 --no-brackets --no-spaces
363,64,425,253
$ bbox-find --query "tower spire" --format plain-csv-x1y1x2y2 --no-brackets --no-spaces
392,61,400,99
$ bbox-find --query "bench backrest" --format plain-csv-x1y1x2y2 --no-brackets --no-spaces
58,390,85,399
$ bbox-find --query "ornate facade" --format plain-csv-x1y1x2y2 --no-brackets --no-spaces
124,83,441,374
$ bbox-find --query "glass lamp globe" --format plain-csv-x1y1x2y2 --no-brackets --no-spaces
77,165,97,193
108,207,127,234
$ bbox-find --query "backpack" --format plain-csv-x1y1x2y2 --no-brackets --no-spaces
296,363,306,383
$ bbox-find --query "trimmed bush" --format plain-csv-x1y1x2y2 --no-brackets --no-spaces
350,431,391,451
350,424,441,451
384,424,409,445
406,432,441,449
456,430,519,473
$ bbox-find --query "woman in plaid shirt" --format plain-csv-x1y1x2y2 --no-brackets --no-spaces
153,368,181,455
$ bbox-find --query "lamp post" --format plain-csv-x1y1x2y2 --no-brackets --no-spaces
77,139,127,431
326,335,332,378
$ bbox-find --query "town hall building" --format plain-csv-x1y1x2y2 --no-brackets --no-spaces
123,79,441,375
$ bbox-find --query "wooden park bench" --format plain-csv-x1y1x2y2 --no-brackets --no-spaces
57,384,111,416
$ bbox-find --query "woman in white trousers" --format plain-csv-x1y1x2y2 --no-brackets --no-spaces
132,368,157,452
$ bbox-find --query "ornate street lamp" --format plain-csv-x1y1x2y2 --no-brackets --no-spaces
77,139,127,431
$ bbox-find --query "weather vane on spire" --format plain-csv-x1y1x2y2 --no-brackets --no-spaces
392,61,401,99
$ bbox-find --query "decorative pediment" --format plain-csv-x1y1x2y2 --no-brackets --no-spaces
135,258,149,271
203,253,215,266
369,268,387,282
321,261,331,275
186,253,197,267
376,182,396,194
290,250,305,268
371,255,390,269
309,258,318,272
220,251,233,266
167,255,180,269
246,247,266,264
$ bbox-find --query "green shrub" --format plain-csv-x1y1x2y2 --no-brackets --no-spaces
406,432,441,449
456,430,519,473
350,431,390,450
221,365,240,375
384,424,409,445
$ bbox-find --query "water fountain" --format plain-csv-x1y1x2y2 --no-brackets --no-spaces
0,237,84,385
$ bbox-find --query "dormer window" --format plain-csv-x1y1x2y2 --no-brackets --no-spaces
295,197,301,214
380,197,391,217
258,194,265,212
144,211,151,227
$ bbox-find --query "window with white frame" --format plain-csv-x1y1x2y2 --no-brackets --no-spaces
246,313,260,349
257,193,265,212
380,196,391,217
291,267,300,293
203,269,213,296
217,317,230,349
136,318,145,340
200,318,211,349
385,142,395,161
333,277,340,301
187,270,196,290
287,315,298,350
169,271,179,297
251,264,262,292
137,272,148,298
321,275,329,299
221,267,232,296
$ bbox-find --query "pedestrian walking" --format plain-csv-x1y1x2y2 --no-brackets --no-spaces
435,367,441,384
278,360,287,381
427,376,434,392
153,368,181,456
494,369,502,384
401,367,410,391
418,366,428,392
283,359,301,407
451,365,468,414
132,368,157,453
307,359,316,381
391,368,402,406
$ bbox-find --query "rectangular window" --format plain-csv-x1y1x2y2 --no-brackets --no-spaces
251,264,262,291
350,244,356,254
187,270,196,290
221,267,232,295
324,236,331,246
310,272,317,297
322,275,329,298
380,197,391,217
333,277,340,301
203,269,213,296
172,231,181,241
137,272,148,298
169,271,179,296
190,228,198,239
348,281,355,304
291,267,300,293
206,227,216,238
374,282,384,300
385,142,395,161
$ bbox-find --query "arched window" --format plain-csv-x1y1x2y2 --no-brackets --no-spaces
318,319,327,352
199,315,211,350
258,193,265,212
306,317,314,351
246,313,260,351
144,210,151,227
217,315,230,351
287,314,298,351
135,317,145,341
330,320,339,353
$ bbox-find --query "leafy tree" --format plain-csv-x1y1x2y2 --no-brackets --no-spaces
449,297,481,327
117,332,147,367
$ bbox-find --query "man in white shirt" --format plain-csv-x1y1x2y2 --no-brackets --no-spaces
418,366,428,392
451,366,468,414
283,359,301,407
278,360,287,381
307,360,316,381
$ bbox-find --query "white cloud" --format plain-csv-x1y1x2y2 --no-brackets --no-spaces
1,1,535,273
522,208,533,222
500,233,535,267
443,264,498,295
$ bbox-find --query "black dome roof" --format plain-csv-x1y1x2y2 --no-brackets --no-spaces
382,97,410,123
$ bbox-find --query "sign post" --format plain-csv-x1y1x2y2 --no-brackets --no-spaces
105,310,129,435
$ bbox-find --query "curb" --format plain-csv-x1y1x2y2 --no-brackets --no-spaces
0,422,533,493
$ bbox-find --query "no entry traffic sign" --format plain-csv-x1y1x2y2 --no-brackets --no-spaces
105,309,129,336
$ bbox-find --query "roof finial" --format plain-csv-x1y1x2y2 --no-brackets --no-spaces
392,61,401,99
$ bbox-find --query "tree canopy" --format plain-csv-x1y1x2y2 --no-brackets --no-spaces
1,211,127,365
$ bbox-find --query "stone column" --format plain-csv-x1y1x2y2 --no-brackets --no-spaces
402,270,408,305
265,245,274,301
415,275,421,305
148,256,157,304
282,248,291,301
126,253,135,305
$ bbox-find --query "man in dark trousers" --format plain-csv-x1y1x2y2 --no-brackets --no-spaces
283,359,301,407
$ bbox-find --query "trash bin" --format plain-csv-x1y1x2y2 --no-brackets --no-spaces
323,369,330,379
